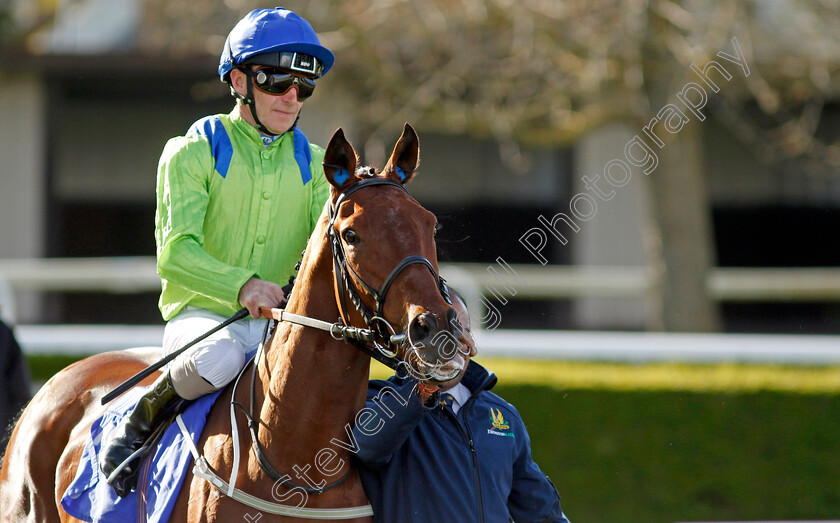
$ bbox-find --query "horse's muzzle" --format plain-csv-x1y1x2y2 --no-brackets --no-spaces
404,309,471,382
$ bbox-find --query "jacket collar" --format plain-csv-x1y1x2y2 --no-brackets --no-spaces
460,360,497,396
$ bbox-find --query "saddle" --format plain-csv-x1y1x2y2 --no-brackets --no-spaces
61,385,224,522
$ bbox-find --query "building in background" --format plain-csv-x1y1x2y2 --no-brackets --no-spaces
1,0,838,334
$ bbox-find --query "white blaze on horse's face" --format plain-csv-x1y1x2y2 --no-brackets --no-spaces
322,124,465,381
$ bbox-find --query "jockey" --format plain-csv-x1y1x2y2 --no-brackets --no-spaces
99,7,334,497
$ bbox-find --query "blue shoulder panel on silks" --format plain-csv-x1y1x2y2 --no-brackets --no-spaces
188,116,233,179
293,127,313,185
60,387,224,522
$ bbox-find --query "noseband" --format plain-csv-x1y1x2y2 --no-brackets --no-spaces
327,177,451,367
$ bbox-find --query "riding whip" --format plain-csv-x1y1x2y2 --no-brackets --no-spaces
101,307,250,405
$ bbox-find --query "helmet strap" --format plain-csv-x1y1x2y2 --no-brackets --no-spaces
229,68,290,137
243,74,278,136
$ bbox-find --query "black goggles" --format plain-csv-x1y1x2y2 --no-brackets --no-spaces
246,67,316,100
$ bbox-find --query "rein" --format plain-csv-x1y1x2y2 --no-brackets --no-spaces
201,177,451,513
231,322,352,496
265,308,408,371
175,321,374,519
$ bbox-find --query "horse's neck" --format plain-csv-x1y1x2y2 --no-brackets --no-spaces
256,220,371,470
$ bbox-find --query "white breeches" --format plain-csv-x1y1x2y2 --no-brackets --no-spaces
163,307,270,400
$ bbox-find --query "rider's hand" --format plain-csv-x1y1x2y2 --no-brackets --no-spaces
238,277,287,319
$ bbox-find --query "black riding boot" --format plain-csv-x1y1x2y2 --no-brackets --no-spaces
99,371,186,497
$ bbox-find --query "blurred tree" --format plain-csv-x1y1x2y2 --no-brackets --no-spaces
10,0,838,331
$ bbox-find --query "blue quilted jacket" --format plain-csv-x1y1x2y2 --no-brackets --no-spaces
353,361,571,523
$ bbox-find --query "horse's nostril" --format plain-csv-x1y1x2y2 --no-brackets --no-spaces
408,312,438,346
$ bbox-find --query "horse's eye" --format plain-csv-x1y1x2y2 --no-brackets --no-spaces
342,229,359,244
433,223,442,236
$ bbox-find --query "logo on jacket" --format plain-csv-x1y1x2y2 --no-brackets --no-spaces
490,408,510,430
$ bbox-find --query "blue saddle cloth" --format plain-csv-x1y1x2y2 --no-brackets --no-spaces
61,386,224,522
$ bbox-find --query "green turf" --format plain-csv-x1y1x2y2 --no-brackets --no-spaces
501,385,840,523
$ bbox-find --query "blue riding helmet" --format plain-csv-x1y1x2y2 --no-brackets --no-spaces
219,7,335,82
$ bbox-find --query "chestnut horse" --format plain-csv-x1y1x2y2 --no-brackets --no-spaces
0,124,465,522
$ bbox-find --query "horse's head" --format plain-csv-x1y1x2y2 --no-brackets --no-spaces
322,124,472,382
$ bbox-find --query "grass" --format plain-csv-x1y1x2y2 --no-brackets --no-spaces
505,386,840,523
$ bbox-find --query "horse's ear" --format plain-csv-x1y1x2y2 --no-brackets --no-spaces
383,123,419,185
323,128,360,193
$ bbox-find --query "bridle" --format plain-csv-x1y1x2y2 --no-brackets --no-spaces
326,176,451,368
229,176,455,502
